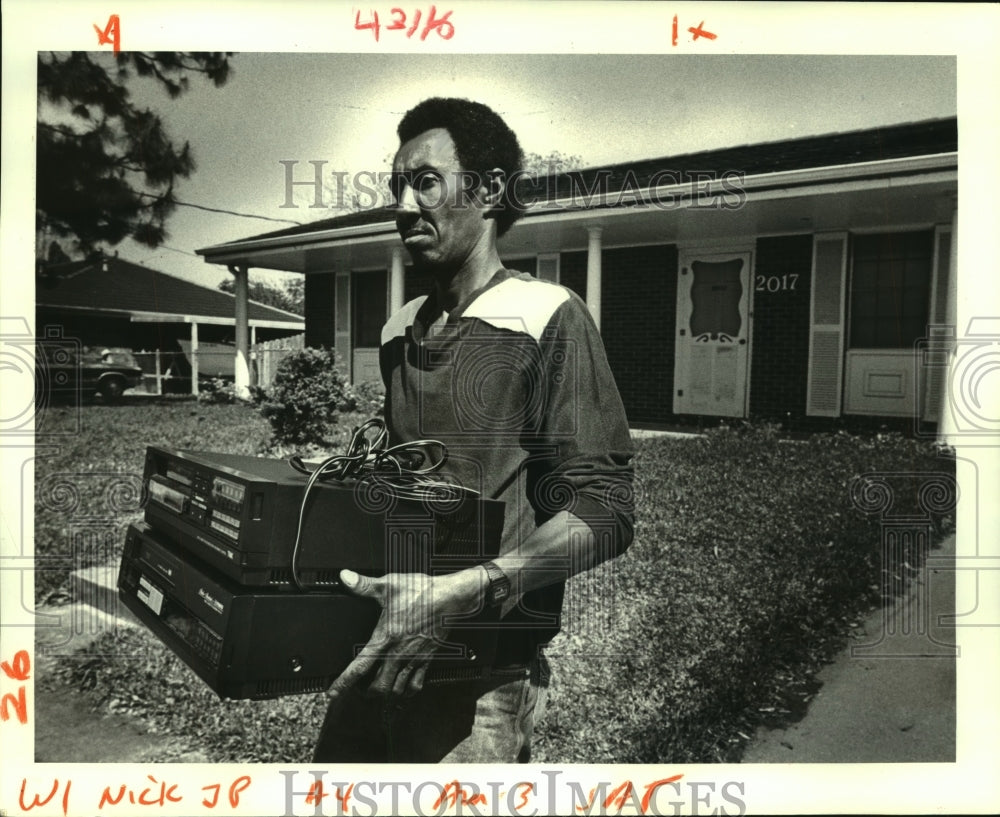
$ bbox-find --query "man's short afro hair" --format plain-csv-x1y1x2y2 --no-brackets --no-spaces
397,97,525,237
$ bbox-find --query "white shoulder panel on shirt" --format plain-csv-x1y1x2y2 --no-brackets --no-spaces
381,295,428,345
462,277,572,342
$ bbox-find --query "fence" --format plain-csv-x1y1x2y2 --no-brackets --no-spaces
132,349,188,395
253,334,305,389
133,334,304,395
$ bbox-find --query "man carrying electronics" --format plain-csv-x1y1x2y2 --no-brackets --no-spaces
313,97,634,763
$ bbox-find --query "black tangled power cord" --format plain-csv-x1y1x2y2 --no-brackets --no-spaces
286,418,477,590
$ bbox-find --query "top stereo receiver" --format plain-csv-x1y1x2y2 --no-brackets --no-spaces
142,447,505,588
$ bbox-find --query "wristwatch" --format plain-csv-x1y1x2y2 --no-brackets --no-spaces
481,561,511,608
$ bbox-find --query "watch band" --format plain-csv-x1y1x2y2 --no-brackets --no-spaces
482,560,511,608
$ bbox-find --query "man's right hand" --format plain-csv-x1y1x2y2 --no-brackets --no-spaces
327,567,486,699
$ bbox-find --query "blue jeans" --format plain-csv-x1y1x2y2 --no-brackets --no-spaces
312,654,550,763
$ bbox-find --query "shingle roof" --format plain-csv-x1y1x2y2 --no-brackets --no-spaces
204,116,957,249
36,256,304,324
519,116,957,205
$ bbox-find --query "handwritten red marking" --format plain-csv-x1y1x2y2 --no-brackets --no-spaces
93,14,121,53
1,649,30,724
1,687,27,724
641,776,684,813
687,21,717,41
574,778,685,814
19,779,71,816
354,9,381,41
228,776,252,807
604,781,633,811
141,776,182,807
1,649,30,680
304,781,329,806
388,8,407,29
434,781,487,809
201,776,251,808
98,777,183,808
406,8,422,37
202,783,222,808
672,14,678,46
333,783,354,813
98,785,128,808
421,5,454,40
513,782,533,811
356,7,453,40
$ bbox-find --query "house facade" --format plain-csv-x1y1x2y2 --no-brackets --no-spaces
198,118,957,429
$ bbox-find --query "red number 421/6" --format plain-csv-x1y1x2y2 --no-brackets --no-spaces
354,7,455,42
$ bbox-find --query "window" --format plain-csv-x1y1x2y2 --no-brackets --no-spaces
352,271,387,348
849,231,933,349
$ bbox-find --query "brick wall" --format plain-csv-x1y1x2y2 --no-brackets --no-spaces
598,245,678,425
749,234,814,421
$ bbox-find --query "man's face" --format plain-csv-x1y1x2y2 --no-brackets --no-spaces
391,127,492,271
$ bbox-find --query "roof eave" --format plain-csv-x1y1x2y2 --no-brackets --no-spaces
196,151,958,263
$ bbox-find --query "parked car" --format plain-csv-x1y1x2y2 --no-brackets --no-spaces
37,345,144,401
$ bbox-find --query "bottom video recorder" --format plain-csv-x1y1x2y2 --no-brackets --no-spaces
118,522,498,700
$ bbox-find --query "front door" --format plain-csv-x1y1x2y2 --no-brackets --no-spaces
673,249,751,417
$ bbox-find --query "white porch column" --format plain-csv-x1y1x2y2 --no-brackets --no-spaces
250,325,258,387
586,226,604,330
938,207,959,446
389,245,406,316
190,321,199,397
230,263,251,399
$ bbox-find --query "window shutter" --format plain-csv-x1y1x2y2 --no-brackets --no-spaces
334,272,351,378
922,226,953,422
806,233,848,416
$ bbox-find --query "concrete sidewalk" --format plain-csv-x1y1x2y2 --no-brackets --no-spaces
33,573,209,762
741,533,956,763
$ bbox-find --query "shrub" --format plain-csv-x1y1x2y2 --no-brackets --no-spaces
259,347,354,446
246,384,268,406
196,378,242,404
351,379,386,417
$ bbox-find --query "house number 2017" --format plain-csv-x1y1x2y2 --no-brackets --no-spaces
755,273,798,292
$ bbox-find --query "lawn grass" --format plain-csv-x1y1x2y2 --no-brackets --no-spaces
36,403,954,763
532,426,953,763
33,398,273,603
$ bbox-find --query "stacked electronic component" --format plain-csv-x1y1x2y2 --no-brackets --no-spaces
118,446,505,700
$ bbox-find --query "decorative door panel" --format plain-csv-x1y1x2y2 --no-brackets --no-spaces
673,251,751,417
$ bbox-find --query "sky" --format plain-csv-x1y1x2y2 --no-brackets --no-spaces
101,52,957,289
